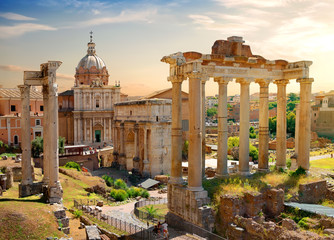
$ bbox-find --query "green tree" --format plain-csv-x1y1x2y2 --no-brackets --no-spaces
206,107,217,117
31,136,43,158
249,144,259,161
227,137,258,160
269,117,277,135
286,101,299,112
144,205,158,220
287,111,296,136
228,136,240,149
269,102,277,110
287,93,299,102
31,136,66,158
249,127,256,139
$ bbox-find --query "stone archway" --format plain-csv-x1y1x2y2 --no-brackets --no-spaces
126,130,135,170
93,123,103,145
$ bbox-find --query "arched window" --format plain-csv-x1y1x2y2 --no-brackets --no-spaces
14,135,19,145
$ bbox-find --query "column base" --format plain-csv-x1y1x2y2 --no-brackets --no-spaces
257,168,270,173
215,173,229,178
238,171,251,177
19,182,44,198
169,176,183,185
276,165,286,170
47,182,63,204
187,186,204,192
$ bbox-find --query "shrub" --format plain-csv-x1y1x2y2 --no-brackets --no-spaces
298,217,310,229
102,175,114,187
127,187,141,198
249,145,259,161
289,167,306,177
114,179,128,190
140,189,150,198
64,161,81,171
110,189,128,201
73,209,83,218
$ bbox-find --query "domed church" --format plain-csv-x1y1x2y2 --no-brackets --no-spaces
72,32,121,146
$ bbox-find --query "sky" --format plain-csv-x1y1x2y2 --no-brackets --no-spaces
0,0,333,96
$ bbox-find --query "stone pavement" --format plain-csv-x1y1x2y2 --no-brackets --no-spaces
285,202,334,218
104,209,147,228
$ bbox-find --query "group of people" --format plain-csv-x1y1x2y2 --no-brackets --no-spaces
153,221,168,239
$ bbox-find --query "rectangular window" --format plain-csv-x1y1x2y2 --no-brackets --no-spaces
36,119,41,126
29,105,31,111
10,105,16,112
40,105,44,111
96,100,100,108
182,119,189,131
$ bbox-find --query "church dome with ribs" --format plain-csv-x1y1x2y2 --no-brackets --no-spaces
75,33,109,86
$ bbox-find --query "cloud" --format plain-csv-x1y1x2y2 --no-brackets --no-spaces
57,73,74,80
0,12,37,21
0,65,74,81
0,23,57,39
214,0,307,8
80,9,157,27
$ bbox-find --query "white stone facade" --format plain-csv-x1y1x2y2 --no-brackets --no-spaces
113,99,172,177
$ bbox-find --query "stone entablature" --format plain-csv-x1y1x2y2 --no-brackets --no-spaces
113,99,171,177
114,99,172,123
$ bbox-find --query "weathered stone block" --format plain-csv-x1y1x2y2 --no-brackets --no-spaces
96,201,103,207
85,225,101,240
154,175,169,184
62,227,70,235
219,195,245,226
244,192,264,217
282,218,297,230
299,180,327,204
19,182,43,198
264,188,284,217
54,209,66,219
60,217,70,228
227,223,245,240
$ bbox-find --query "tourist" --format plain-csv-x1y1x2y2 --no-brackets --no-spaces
162,221,168,239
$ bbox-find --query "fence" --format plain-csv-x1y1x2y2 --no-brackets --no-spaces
74,199,156,240
134,198,168,225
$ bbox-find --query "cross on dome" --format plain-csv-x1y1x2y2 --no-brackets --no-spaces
90,31,93,42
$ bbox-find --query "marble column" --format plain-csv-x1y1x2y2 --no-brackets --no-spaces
169,76,184,185
84,119,87,142
90,119,93,143
215,77,231,176
236,78,251,175
274,79,289,169
201,78,206,178
133,124,139,161
143,128,149,175
295,104,300,156
19,85,33,185
48,83,61,189
103,118,106,142
256,79,270,171
188,72,203,191
42,85,50,184
297,78,313,171
120,123,125,166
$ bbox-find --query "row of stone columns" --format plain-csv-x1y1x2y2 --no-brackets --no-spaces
169,72,314,190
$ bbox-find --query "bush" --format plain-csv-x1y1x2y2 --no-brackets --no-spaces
140,189,150,198
114,179,128,190
73,209,83,218
289,167,306,177
127,187,141,198
64,161,81,171
249,145,259,161
110,189,128,201
102,175,114,187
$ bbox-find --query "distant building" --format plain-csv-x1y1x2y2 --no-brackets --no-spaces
312,90,334,139
113,99,172,177
0,88,44,146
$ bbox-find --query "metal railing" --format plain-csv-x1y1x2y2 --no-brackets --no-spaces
74,199,156,240
134,198,168,224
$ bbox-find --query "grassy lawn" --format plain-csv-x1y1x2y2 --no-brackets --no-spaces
0,183,65,240
310,158,334,169
137,204,168,216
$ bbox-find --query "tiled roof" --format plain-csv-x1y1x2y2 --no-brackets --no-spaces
59,90,74,96
0,88,42,99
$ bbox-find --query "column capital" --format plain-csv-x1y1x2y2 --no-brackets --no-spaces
297,78,314,84
255,79,271,87
18,84,30,96
201,75,209,84
236,78,252,85
187,71,203,80
168,75,185,83
274,79,289,86
214,76,233,84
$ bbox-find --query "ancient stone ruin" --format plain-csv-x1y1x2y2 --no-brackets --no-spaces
161,36,313,230
18,61,63,204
